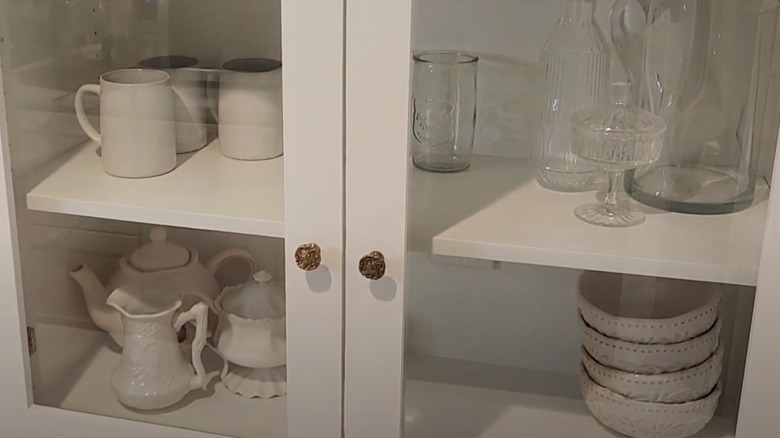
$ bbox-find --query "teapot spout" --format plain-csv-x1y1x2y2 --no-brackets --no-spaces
69,265,124,346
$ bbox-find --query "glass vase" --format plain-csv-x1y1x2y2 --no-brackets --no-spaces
411,51,478,173
614,0,780,214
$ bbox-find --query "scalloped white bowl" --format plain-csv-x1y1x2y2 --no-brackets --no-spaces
581,316,721,374
581,369,721,438
582,344,723,403
221,364,287,399
578,271,721,344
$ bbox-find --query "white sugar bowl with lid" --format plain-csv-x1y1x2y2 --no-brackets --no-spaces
215,270,286,369
214,270,287,399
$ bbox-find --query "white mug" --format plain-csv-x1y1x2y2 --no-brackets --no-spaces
140,56,209,153
75,69,176,178
217,58,283,161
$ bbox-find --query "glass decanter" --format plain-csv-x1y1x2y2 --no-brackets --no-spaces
570,83,667,227
534,0,611,192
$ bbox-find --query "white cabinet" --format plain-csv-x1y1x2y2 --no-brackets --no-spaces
344,0,780,437
0,0,780,437
0,0,343,437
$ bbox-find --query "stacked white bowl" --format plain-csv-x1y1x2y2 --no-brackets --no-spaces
577,271,723,438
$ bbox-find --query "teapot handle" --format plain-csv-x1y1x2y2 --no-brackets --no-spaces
207,248,257,283
174,301,216,390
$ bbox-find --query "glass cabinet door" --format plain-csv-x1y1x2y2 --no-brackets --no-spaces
345,0,780,437
0,0,344,436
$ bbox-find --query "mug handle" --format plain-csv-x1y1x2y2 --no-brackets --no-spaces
75,84,102,144
173,301,216,390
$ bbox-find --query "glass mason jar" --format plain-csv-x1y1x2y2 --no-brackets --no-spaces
411,51,478,173
534,0,611,192
616,0,780,214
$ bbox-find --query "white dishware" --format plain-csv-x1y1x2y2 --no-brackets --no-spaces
578,271,721,344
221,364,287,399
216,58,283,161
581,369,721,438
214,270,286,399
582,344,723,403
75,68,176,178
215,270,286,369
140,56,209,153
570,82,666,227
107,288,217,410
69,226,256,346
581,316,721,374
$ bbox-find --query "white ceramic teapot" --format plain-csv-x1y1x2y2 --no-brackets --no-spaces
70,226,256,346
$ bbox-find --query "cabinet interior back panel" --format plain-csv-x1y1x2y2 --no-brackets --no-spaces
411,0,617,160
405,252,752,414
168,0,281,66
411,0,778,181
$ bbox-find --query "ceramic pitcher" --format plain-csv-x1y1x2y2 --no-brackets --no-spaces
216,58,283,161
107,287,216,410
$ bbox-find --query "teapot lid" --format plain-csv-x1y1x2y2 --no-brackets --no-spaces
128,227,191,272
221,270,285,320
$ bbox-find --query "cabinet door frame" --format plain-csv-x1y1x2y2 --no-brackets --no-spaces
282,0,345,435
343,2,780,437
344,0,413,437
734,137,780,435
0,0,346,435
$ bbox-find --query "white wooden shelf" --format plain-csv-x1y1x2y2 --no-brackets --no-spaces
409,156,768,286
33,326,732,438
405,355,734,438
33,324,285,438
25,140,284,237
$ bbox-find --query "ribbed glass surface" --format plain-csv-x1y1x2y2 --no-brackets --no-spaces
534,0,610,192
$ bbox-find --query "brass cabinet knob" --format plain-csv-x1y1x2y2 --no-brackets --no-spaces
295,243,321,271
359,251,386,280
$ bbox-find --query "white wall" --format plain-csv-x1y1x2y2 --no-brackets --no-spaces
168,0,281,67
407,254,581,374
